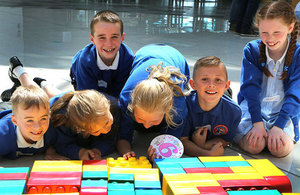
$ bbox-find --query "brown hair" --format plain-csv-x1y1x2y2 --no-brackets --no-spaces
128,63,188,127
90,10,123,36
50,90,110,137
11,85,49,115
193,56,228,80
256,0,298,80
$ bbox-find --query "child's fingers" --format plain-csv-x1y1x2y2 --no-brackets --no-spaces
147,145,153,154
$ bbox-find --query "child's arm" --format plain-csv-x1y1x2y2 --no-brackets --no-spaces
44,146,69,160
204,137,229,149
247,121,267,148
181,137,224,156
192,127,209,149
78,148,101,160
117,139,136,159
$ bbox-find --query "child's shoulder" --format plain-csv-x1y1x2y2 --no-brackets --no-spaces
186,90,199,105
220,95,241,113
0,111,16,137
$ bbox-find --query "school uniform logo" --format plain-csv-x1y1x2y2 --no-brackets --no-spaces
213,125,228,135
98,80,107,88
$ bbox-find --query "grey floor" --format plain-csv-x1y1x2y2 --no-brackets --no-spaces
0,0,299,193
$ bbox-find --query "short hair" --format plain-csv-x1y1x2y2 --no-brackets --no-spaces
90,10,123,36
11,85,49,115
193,56,228,80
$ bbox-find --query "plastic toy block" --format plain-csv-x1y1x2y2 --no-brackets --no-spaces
134,180,161,189
81,179,108,187
83,160,107,165
227,190,281,195
203,161,229,167
109,167,159,176
0,173,28,180
107,190,135,195
29,171,82,179
82,171,108,179
0,167,29,174
108,173,134,183
217,179,270,188
184,167,234,174
282,194,300,195
107,156,152,168
32,160,82,166
246,159,285,176
31,165,82,172
83,165,107,172
135,189,163,195
197,186,226,194
169,186,200,195
134,173,160,181
199,156,245,162
264,176,292,193
213,173,264,180
159,167,186,174
107,182,134,191
0,180,26,194
156,163,183,169
154,157,201,164
80,187,107,195
226,161,250,167
179,162,205,168
230,166,258,173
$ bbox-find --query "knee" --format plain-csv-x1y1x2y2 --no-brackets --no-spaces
239,136,266,154
269,143,294,158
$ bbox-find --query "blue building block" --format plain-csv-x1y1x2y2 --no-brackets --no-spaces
159,168,186,174
154,157,200,164
155,163,182,169
0,167,29,174
134,180,161,189
81,179,108,187
179,161,205,168
108,182,134,191
226,161,250,167
82,171,108,179
135,189,163,195
0,180,26,194
203,161,228,168
227,190,281,195
108,190,135,195
109,173,134,183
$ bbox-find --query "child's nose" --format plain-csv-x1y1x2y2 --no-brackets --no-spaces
143,122,152,129
33,121,41,129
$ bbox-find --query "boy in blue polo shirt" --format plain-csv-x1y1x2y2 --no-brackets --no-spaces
181,56,241,156
70,10,134,98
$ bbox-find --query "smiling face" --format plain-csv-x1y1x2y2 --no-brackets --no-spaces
190,64,230,111
89,111,113,136
258,18,294,54
134,106,165,129
90,21,125,66
11,105,50,144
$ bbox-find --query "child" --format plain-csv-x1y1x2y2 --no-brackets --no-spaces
181,56,241,156
117,44,190,161
70,10,134,98
235,1,300,157
6,57,118,160
0,85,58,159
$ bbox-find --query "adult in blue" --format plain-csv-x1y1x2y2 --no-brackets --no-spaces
117,44,190,161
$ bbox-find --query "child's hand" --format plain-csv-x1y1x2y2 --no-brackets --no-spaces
192,127,208,148
267,126,285,152
44,147,70,160
208,142,224,156
123,151,136,160
147,145,161,162
247,122,267,149
91,148,102,160
79,148,97,160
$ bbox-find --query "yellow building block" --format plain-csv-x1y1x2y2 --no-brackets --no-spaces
282,193,300,195
199,156,245,162
170,186,200,195
31,165,82,172
107,156,152,168
134,173,160,181
32,160,82,166
213,172,264,180
82,165,107,172
230,166,258,173
109,167,159,175
247,159,285,176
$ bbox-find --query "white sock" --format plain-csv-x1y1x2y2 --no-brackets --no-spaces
13,66,26,79
40,81,48,89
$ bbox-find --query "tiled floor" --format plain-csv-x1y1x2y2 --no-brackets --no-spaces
0,0,299,192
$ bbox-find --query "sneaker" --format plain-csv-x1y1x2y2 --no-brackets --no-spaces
9,56,23,84
1,82,21,102
33,77,46,87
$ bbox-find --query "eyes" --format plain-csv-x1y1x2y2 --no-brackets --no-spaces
200,77,224,84
98,35,120,40
26,116,49,125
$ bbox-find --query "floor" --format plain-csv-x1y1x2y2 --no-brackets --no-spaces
0,0,299,193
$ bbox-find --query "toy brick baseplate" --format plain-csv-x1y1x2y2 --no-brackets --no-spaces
0,156,299,195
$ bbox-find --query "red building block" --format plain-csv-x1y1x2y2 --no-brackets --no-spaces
218,179,271,190
83,160,107,166
184,167,234,174
0,173,28,180
197,186,227,194
80,187,107,195
264,176,292,193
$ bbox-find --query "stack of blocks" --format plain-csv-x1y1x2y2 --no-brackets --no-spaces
154,156,293,195
0,167,29,194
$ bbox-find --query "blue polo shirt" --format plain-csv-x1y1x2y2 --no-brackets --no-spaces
183,91,241,142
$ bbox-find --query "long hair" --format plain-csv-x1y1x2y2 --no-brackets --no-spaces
256,0,298,80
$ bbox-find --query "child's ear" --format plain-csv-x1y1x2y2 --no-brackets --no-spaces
90,34,95,44
225,80,231,91
121,33,125,42
189,79,196,90
11,115,18,126
288,22,295,34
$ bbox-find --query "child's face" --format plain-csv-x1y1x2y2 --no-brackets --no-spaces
11,105,50,144
190,65,230,111
134,107,165,129
87,111,113,136
258,19,294,53
90,21,125,66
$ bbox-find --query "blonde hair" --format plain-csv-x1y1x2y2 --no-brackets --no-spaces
11,85,49,115
50,90,110,137
128,63,188,127
256,0,298,80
